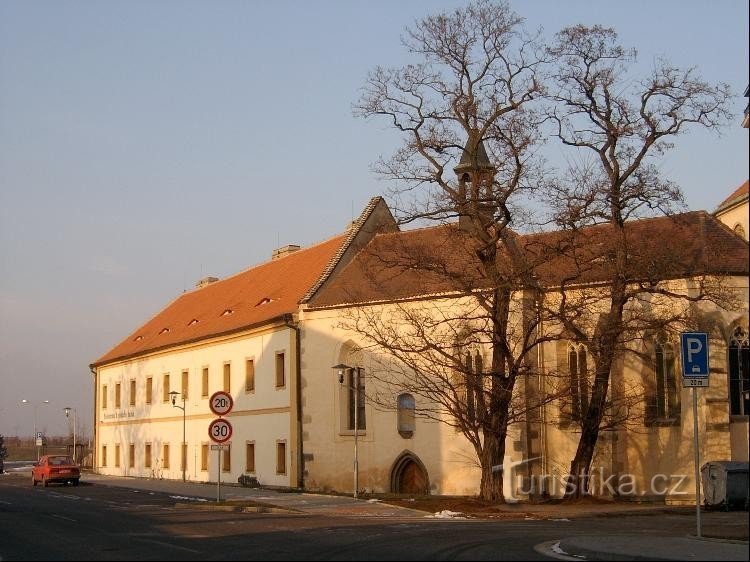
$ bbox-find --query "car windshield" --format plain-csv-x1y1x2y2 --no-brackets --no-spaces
48,456,73,466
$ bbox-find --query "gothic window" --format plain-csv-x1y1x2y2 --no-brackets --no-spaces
646,334,680,425
464,352,475,424
729,327,750,416
397,393,416,437
346,368,366,430
568,343,589,421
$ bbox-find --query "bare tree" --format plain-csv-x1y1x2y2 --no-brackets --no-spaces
543,24,732,498
351,0,550,502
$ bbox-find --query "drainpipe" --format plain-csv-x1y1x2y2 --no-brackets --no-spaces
283,314,304,489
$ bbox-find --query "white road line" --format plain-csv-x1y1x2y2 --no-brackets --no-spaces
135,538,200,554
49,514,77,522
0,500,12,505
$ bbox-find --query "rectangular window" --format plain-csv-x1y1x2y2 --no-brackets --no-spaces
245,442,255,472
181,443,187,472
347,368,366,430
222,446,231,472
101,445,107,468
115,444,121,468
146,377,153,405
223,363,231,393
128,444,135,469
245,359,255,392
129,379,136,406
115,383,121,409
162,373,170,402
181,370,189,400
163,443,170,470
201,443,209,471
202,367,209,397
145,443,152,469
276,442,286,474
275,352,285,388
655,341,679,419
102,385,108,409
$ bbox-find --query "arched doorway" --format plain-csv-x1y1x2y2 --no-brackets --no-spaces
390,451,429,495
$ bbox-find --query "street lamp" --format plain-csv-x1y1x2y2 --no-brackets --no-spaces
21,399,50,460
63,407,78,464
332,363,363,499
169,391,186,482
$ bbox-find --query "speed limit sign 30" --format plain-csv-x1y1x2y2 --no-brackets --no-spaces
209,418,233,444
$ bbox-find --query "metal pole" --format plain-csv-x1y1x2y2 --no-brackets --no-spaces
692,387,702,538
34,406,38,461
182,399,186,482
72,410,77,464
217,449,222,502
353,368,359,499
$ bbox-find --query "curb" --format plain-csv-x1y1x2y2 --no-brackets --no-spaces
173,502,303,514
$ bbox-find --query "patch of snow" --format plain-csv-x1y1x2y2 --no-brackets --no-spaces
426,510,466,519
550,518,571,522
169,495,209,502
366,499,381,503
551,541,567,555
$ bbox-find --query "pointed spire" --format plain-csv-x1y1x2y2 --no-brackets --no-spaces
453,129,496,179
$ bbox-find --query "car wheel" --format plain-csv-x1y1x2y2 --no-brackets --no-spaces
43,476,48,487
72,479,79,487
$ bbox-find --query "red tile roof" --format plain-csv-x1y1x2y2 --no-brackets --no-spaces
716,180,749,212
92,234,347,367
309,212,749,308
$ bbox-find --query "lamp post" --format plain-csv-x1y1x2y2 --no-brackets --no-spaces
63,407,77,464
332,363,363,499
21,399,50,460
169,391,186,482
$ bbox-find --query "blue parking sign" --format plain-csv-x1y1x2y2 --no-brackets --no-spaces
680,332,709,378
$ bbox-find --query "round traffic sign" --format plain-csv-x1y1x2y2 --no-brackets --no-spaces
209,391,234,416
208,418,233,444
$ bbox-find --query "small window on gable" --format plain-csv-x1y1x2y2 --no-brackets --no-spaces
134,335,143,342
255,297,273,307
159,328,170,335
222,309,233,316
188,319,199,326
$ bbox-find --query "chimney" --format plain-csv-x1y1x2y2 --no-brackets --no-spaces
196,276,219,289
272,244,300,260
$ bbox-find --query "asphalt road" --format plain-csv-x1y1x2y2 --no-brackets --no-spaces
0,471,746,561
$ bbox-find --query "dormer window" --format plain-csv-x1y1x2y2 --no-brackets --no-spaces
222,309,234,316
159,328,170,335
255,298,273,307
188,319,199,326
133,335,144,342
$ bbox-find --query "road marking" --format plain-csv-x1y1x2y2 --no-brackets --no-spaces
0,500,11,505
135,538,200,554
48,514,78,523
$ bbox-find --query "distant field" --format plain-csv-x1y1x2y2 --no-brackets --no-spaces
6,445,69,461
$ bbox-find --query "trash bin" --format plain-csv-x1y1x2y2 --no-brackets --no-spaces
701,461,749,510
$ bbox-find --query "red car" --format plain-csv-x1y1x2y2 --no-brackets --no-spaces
31,455,80,487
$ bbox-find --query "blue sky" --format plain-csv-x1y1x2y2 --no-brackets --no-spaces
0,0,747,438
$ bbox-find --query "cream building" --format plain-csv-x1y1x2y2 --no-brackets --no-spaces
714,180,749,241
92,193,748,503
300,207,749,502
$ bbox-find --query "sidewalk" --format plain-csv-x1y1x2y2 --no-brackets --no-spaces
83,473,429,518
556,534,749,561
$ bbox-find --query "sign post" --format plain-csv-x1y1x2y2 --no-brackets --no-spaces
209,391,234,503
680,332,709,539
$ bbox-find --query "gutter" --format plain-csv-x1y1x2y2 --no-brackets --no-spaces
283,313,304,489
90,366,97,471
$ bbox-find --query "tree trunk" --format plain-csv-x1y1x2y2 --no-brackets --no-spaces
479,423,507,501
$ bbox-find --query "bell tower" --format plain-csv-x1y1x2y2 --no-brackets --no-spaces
453,130,496,230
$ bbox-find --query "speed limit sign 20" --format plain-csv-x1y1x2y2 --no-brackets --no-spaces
209,391,234,416
208,418,233,444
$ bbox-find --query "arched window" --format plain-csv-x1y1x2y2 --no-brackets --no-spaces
464,352,475,424
568,343,589,421
397,393,416,437
733,223,746,240
729,326,749,416
654,336,680,420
